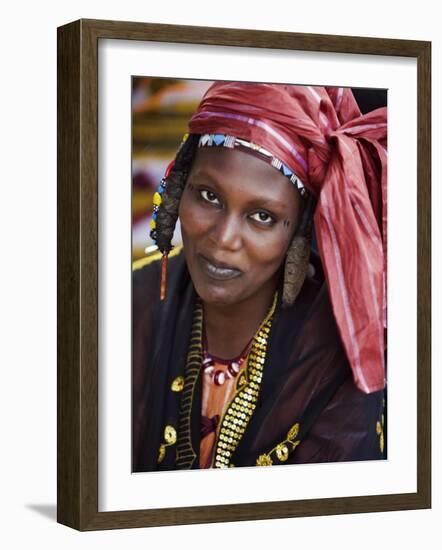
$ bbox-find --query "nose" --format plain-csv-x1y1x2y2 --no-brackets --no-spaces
211,211,243,252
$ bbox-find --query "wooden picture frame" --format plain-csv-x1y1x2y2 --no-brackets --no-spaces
57,18,431,530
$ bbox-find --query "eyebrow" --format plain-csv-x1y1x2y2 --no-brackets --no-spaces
187,168,219,187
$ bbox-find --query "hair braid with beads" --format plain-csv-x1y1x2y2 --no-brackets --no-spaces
154,134,200,255
153,134,315,307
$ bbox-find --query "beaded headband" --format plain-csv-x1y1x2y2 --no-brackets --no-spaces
197,133,306,197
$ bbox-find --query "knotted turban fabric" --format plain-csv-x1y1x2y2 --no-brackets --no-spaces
187,82,387,394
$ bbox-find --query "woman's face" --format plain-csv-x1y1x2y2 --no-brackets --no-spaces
179,147,302,307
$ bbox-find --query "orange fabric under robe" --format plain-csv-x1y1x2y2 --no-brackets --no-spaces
199,357,248,468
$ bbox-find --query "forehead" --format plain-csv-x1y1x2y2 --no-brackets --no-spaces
188,146,298,204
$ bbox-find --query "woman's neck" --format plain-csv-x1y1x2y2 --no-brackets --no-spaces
202,276,278,360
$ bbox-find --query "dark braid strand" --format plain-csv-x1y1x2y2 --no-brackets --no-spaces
282,194,315,308
156,134,200,254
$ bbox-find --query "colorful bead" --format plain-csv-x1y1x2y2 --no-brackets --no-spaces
202,354,246,387
214,371,226,385
149,174,169,246
164,160,175,179
230,362,240,374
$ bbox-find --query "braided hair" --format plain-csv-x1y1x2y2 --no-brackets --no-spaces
153,134,315,307
154,134,200,254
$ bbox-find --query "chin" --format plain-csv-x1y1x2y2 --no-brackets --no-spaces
193,279,241,307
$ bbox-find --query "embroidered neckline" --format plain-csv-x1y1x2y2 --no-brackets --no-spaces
175,291,278,469
210,291,278,468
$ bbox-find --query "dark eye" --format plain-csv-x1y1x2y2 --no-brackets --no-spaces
200,189,220,205
250,211,274,225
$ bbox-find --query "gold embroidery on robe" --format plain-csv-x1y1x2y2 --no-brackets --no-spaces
171,376,185,392
157,424,177,463
255,422,301,466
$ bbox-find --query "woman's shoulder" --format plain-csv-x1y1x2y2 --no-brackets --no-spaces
132,245,184,275
273,248,347,373
294,377,387,463
132,245,186,307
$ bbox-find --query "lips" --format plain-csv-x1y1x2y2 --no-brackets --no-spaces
198,254,243,281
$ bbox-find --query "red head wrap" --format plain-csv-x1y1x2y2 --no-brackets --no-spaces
187,82,387,394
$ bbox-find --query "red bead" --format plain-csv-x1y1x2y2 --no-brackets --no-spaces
231,361,240,373
214,371,225,385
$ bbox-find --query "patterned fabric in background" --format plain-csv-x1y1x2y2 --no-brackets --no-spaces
132,78,213,261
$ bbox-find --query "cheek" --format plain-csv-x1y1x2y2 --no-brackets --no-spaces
179,192,212,241
245,228,292,275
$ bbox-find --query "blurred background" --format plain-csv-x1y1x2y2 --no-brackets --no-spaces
132,77,213,260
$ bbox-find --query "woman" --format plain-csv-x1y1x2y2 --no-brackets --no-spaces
132,82,387,471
